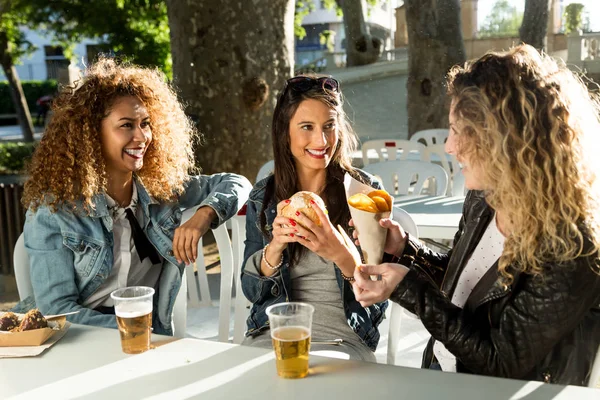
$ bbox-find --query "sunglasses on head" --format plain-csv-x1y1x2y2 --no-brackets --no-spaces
286,76,339,93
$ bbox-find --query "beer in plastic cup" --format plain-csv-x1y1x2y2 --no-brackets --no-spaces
266,302,315,379
110,286,154,354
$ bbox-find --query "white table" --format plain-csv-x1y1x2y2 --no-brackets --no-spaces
2,324,598,399
394,195,464,240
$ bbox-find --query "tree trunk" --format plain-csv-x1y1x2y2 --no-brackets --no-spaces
166,0,295,180
338,0,382,67
0,34,35,143
405,0,465,136
519,0,550,51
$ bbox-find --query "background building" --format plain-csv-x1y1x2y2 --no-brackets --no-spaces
0,28,101,83
296,0,398,67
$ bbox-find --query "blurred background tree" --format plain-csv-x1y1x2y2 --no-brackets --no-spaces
0,0,36,142
405,0,465,136
564,3,585,34
27,0,172,77
166,0,296,177
520,0,550,50
478,0,523,38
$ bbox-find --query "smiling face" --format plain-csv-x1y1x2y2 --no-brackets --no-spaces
100,96,152,180
446,99,487,191
288,98,339,174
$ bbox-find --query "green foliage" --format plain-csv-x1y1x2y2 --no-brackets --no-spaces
564,3,585,34
478,0,523,38
319,30,336,52
25,0,172,77
295,1,316,39
0,141,36,175
0,0,38,64
294,0,382,38
0,80,58,114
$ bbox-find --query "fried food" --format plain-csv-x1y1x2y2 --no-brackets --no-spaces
0,312,19,332
348,189,393,213
17,309,48,332
367,190,393,211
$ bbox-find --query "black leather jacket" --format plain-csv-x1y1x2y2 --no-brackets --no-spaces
390,190,600,386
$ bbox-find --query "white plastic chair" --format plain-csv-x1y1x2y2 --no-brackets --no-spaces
361,139,426,166
255,160,274,183
590,345,600,388
13,233,33,301
422,144,465,196
410,129,449,146
386,207,419,365
363,160,449,197
14,232,189,338
229,214,251,344
181,208,249,343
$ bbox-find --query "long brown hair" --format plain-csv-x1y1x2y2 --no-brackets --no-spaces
447,44,600,282
260,75,363,265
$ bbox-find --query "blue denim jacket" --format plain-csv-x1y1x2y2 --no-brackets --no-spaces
14,173,252,335
240,171,388,351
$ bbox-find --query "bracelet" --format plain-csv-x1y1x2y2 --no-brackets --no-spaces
262,244,283,270
339,269,355,283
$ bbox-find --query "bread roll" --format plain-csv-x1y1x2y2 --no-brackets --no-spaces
281,191,326,228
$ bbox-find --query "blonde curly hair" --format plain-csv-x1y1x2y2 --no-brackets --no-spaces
23,57,198,212
447,44,600,282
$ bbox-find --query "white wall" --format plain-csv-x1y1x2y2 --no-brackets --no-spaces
0,27,101,82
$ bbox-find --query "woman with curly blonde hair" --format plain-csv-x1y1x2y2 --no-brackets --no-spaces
14,58,251,335
351,45,600,385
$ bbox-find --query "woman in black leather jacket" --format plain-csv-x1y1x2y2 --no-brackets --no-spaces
352,44,600,386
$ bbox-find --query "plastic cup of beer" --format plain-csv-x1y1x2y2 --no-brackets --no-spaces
110,286,154,354
265,302,315,379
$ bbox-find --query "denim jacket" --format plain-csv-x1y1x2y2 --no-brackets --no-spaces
240,171,388,351
14,173,252,335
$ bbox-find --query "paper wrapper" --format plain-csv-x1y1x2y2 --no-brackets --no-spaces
0,313,71,357
344,173,391,265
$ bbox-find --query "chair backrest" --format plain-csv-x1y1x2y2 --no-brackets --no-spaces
13,233,33,301
181,208,248,343
589,344,600,388
386,209,418,365
410,129,449,146
229,214,250,344
255,160,274,183
361,139,426,166
422,144,465,196
363,160,448,197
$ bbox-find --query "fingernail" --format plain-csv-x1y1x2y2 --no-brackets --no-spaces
309,200,315,204
290,233,294,237
285,199,291,203
289,219,296,226
295,211,300,216
177,259,182,264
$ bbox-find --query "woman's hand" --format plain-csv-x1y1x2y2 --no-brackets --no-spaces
173,206,216,265
270,199,301,253
291,201,356,274
352,263,410,307
259,199,299,276
350,217,407,258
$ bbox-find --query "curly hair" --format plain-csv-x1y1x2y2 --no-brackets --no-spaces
22,57,198,212
447,44,600,282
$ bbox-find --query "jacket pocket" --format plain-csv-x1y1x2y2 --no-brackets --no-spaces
62,236,102,279
157,207,182,238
